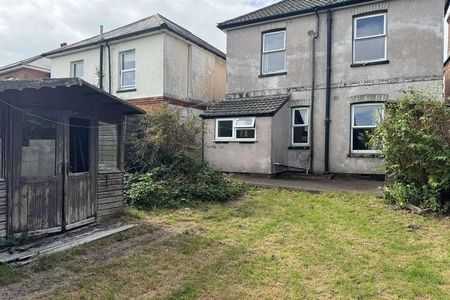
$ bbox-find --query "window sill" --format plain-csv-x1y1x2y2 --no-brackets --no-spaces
348,153,381,158
351,60,389,68
214,140,256,144
117,88,136,93
288,146,310,150
98,170,123,174
259,72,287,78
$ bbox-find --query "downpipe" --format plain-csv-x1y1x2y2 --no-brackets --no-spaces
324,9,333,174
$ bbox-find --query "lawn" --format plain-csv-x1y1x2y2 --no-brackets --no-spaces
0,187,449,299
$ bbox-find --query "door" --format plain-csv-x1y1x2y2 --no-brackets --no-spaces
11,110,64,235
64,115,96,230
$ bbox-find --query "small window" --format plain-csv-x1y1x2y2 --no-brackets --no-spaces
69,118,90,173
98,122,119,172
292,108,309,146
351,103,384,153
215,117,256,141
120,50,136,89
262,30,286,75
70,60,84,78
353,13,387,63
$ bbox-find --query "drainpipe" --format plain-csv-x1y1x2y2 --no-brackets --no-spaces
99,25,104,90
324,9,333,174
308,9,320,173
106,41,112,94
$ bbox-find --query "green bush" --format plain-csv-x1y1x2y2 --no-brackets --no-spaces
124,156,247,209
372,88,450,212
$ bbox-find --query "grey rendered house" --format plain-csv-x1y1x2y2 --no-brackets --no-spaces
203,0,444,176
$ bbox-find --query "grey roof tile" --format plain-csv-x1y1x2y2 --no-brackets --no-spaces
202,94,290,118
218,0,376,29
44,14,225,59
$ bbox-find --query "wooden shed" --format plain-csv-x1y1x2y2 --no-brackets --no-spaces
0,78,144,238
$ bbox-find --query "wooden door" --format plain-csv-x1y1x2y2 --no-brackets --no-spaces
64,115,97,230
11,110,64,235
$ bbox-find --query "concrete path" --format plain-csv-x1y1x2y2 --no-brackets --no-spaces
238,175,383,194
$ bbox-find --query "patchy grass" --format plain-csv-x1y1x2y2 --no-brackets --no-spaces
0,188,449,299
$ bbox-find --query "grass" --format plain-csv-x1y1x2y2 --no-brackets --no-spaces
0,187,449,299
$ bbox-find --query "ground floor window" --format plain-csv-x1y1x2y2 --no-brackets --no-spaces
292,107,309,146
215,117,256,141
351,103,384,153
98,122,119,172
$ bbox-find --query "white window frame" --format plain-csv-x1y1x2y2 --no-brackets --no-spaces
351,103,384,154
119,50,136,90
353,13,387,64
215,117,256,142
262,30,287,75
70,60,84,78
291,107,310,147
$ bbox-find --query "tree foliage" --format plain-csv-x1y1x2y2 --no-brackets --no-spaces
372,89,450,212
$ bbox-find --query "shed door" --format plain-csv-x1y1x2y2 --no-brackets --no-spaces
11,111,64,235
64,116,96,230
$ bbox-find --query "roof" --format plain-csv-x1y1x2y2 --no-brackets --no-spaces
0,78,144,115
202,94,290,118
43,14,226,59
0,55,50,74
218,0,376,30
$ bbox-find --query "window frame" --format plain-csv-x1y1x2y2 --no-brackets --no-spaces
261,30,287,75
350,103,384,154
353,12,387,64
291,107,310,147
215,117,256,142
119,49,136,90
70,60,84,78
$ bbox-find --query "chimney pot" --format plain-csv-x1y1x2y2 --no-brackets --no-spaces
100,25,104,40
60,42,67,48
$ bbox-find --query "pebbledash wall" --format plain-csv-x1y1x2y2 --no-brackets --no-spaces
51,32,226,114
205,0,444,175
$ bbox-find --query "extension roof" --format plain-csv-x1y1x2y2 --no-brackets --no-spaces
0,55,50,75
0,78,144,115
202,94,290,118
44,14,226,59
218,0,376,30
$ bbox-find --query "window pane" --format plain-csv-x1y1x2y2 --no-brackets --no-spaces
236,129,255,139
217,120,233,138
21,115,56,177
356,15,385,38
294,109,308,125
293,127,308,144
235,117,255,128
69,118,90,173
263,51,285,74
122,51,135,70
74,62,83,78
354,105,382,126
353,128,376,151
354,36,385,62
98,122,119,172
264,32,285,51
122,70,135,87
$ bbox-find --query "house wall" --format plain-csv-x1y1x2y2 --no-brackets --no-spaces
203,117,272,174
0,68,49,80
221,0,443,175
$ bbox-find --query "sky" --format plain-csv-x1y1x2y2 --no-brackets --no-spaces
0,0,278,66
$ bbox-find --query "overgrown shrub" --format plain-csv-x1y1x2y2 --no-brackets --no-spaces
124,156,247,209
126,104,201,172
372,88,450,212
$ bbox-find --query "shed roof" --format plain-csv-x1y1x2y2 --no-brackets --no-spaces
0,78,144,115
218,0,376,30
43,14,226,60
202,94,290,118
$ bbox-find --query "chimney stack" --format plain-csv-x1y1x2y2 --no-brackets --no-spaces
60,42,67,48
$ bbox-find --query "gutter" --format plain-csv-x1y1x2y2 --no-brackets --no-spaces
324,9,333,174
218,0,376,30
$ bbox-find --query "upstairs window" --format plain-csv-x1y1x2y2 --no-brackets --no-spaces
262,30,286,75
351,103,384,153
353,13,387,63
215,117,256,141
70,60,84,78
292,107,310,146
120,50,136,89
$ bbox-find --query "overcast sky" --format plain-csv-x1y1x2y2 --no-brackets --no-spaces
0,0,277,66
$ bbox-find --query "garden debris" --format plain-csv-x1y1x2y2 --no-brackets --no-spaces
406,204,431,215
406,224,420,232
0,223,136,266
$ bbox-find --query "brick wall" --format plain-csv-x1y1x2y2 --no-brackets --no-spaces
0,68,50,80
